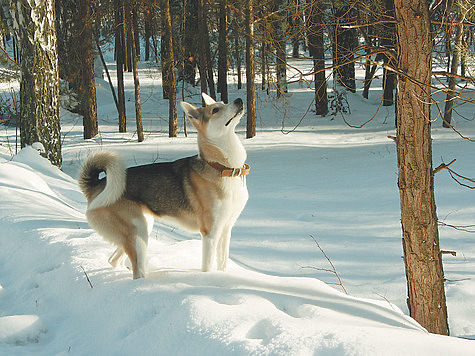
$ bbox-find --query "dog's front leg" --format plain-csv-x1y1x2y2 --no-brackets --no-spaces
201,231,221,272
217,226,232,271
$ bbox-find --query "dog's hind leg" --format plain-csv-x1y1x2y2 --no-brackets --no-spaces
134,236,147,279
108,247,126,267
122,237,142,279
130,215,150,279
217,226,232,271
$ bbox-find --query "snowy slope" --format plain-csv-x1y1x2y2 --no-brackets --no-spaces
0,147,473,355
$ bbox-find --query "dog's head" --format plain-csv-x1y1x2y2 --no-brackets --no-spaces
180,93,244,139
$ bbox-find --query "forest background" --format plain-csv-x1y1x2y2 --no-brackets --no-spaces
0,0,473,343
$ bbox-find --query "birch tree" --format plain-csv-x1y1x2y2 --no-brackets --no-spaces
9,0,62,168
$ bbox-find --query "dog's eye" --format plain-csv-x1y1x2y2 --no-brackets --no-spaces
212,108,220,114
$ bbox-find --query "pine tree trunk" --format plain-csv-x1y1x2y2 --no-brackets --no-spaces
78,0,98,139
307,0,328,116
234,32,242,90
10,0,62,168
394,0,449,335
217,0,228,103
116,0,127,133
159,0,177,137
274,0,287,97
333,4,357,92
183,0,198,85
145,11,151,62
245,0,256,139
382,0,396,106
128,5,143,142
260,15,267,93
133,9,140,62
362,27,377,100
442,20,463,128
197,0,216,100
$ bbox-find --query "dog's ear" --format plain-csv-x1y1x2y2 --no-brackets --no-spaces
180,101,202,129
201,92,216,106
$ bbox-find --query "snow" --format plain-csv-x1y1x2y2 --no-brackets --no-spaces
0,51,474,355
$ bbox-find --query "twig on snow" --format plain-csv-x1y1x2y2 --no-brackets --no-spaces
81,266,94,289
302,235,348,295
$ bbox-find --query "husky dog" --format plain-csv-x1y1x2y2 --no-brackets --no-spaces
78,93,249,279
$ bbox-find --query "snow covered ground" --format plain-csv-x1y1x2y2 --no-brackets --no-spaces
0,55,474,355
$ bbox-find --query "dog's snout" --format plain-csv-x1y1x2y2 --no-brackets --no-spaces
234,98,243,107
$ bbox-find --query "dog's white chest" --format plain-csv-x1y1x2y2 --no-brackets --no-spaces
218,177,248,222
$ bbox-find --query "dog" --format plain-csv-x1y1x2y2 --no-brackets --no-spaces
78,93,250,279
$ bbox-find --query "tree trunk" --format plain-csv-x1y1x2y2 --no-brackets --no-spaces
56,0,97,138
362,27,377,100
442,20,463,128
260,14,268,93
307,0,328,116
159,0,177,137
274,0,287,97
333,4,357,92
217,0,228,103
197,0,216,100
144,9,152,61
183,0,198,85
289,3,301,59
234,30,242,90
382,0,396,106
116,0,127,133
128,4,143,142
10,0,62,168
126,25,133,72
78,0,98,139
133,7,140,62
245,0,256,139
394,0,449,335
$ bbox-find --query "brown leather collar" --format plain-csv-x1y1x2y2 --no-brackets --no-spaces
205,160,250,177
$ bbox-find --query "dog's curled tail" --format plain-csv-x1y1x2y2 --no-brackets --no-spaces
78,151,126,211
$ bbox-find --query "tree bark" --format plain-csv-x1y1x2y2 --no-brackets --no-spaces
128,4,143,142
56,0,97,138
10,0,62,168
394,0,449,335
232,19,242,90
381,0,396,106
217,0,228,103
197,0,216,100
245,0,256,139
362,27,377,100
274,0,287,97
442,19,463,128
159,0,177,137
116,0,127,132
183,0,198,85
307,0,328,116
332,4,357,92
78,0,98,139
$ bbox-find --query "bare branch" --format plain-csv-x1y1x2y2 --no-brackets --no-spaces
80,266,94,289
433,159,456,175
307,235,348,295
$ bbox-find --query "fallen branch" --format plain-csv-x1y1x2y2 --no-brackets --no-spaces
80,266,94,289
